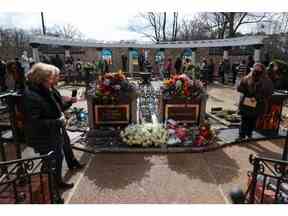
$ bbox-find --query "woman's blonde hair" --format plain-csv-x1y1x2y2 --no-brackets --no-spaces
27,63,60,84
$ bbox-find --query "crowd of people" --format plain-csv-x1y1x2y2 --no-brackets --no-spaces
1,52,287,185
157,54,265,87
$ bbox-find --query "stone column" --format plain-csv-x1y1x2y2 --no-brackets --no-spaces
30,43,40,63
254,44,263,63
63,46,71,58
223,47,230,60
96,48,102,61
191,48,197,65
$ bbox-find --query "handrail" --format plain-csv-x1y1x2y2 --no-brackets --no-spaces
0,151,54,166
250,154,288,166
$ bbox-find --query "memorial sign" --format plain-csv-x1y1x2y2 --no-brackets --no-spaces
165,104,199,124
94,104,130,125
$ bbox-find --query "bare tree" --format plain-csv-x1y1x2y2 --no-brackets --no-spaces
48,23,83,39
178,16,214,40
202,12,271,38
0,27,31,60
171,12,179,41
260,13,288,34
162,12,167,41
128,12,180,42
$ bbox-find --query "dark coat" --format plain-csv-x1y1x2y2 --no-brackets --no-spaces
237,72,273,117
51,87,73,112
23,83,63,153
51,87,74,150
174,58,182,73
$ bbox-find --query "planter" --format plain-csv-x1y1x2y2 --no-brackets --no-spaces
159,95,207,126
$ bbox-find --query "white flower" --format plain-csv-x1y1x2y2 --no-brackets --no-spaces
121,123,168,147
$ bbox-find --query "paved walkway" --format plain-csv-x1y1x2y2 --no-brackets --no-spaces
61,139,284,203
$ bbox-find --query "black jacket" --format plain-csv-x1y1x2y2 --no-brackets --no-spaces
51,87,73,112
23,83,63,153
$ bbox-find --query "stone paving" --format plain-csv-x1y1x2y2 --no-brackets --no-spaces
61,139,284,204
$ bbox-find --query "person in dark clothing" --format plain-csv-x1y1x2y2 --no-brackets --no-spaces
51,55,64,71
218,60,225,84
6,61,25,91
237,63,273,141
14,58,25,90
207,58,215,83
201,58,209,82
104,60,109,73
138,52,145,72
23,63,75,190
164,58,173,79
247,55,255,75
237,60,248,78
121,54,128,72
51,71,85,171
75,59,82,81
267,61,287,90
232,63,239,85
0,58,7,91
174,57,182,74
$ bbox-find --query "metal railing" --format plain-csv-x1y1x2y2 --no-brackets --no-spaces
0,151,63,204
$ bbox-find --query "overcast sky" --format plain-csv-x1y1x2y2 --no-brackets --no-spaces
0,12,146,41
1,0,287,41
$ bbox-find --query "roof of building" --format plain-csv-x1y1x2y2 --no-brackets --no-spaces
30,35,267,49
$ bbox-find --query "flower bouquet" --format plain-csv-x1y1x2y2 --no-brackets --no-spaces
120,123,168,147
162,74,205,100
94,71,136,104
166,119,216,147
194,121,216,147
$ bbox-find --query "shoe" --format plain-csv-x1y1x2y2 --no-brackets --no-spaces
246,136,253,141
69,161,86,171
57,181,74,190
235,137,245,143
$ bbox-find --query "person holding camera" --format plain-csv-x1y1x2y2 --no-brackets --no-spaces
23,63,79,190
50,69,85,172
237,63,273,141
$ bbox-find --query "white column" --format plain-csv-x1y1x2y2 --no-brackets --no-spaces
191,48,197,65
254,49,261,63
32,47,40,63
223,50,229,60
65,49,70,58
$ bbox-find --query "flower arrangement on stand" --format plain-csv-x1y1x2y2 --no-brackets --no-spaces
162,74,205,100
120,123,168,147
94,71,136,104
